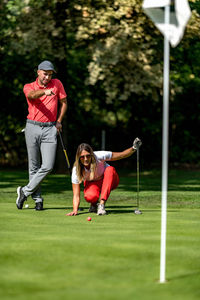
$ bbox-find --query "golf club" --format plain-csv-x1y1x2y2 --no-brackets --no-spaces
58,131,71,174
134,142,142,215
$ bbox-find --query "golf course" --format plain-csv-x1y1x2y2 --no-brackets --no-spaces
1,1,200,299
0,168,199,300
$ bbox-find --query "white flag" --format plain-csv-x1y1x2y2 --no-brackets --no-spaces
142,0,191,47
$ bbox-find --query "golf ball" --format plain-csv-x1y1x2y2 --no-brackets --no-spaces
87,217,92,221
25,204,29,208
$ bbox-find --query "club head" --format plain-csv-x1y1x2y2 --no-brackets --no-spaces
134,209,142,215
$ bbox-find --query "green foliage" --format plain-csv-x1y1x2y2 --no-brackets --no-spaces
69,0,200,164
0,0,200,167
75,0,163,103
0,116,27,166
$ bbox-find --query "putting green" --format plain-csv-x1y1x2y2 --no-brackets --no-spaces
0,169,200,300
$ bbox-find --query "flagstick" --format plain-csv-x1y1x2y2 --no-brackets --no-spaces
160,4,170,284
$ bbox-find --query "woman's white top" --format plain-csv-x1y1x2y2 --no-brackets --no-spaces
71,151,112,184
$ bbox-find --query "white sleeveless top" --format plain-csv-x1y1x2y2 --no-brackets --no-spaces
71,151,112,184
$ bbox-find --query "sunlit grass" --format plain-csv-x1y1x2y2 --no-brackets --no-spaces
0,169,200,300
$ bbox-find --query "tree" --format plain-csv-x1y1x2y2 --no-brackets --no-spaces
72,0,200,164
1,0,200,168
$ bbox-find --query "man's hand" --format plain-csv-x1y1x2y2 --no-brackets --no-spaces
133,137,142,150
44,89,55,96
56,121,62,132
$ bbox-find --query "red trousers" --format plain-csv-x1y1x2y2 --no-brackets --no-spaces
84,166,119,204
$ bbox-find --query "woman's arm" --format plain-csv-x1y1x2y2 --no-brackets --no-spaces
66,183,80,216
110,138,142,161
111,147,135,161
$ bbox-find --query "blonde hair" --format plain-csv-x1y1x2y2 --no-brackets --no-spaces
74,143,97,183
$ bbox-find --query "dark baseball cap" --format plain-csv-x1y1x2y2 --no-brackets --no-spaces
38,60,56,72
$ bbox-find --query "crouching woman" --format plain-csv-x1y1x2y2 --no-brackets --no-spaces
66,138,142,216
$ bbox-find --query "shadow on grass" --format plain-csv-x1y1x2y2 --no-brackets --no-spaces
23,206,178,214
106,207,179,214
42,205,138,214
26,207,69,211
1,169,200,196
0,170,72,193
169,270,200,281
43,207,72,210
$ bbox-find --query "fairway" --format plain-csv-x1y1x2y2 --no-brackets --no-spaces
0,169,200,300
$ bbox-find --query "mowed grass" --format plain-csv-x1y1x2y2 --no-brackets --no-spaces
0,169,200,300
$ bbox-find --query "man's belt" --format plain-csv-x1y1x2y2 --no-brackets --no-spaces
27,119,56,127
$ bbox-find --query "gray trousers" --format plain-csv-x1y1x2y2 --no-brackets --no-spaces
23,122,57,203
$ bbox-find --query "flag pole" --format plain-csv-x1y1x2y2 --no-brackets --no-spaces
142,0,191,284
160,4,170,284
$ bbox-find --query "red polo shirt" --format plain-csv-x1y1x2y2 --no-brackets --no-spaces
23,78,67,122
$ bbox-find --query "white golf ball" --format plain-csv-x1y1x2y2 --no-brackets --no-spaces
25,204,29,208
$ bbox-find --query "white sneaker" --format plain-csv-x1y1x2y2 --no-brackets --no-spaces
97,204,106,215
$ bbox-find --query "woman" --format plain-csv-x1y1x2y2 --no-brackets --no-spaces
67,137,142,216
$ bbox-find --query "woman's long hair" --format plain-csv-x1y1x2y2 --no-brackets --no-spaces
74,143,97,183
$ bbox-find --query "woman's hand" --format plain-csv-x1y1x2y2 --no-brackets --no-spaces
132,137,142,150
66,211,78,216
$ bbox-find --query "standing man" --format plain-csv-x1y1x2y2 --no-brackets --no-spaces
16,60,67,210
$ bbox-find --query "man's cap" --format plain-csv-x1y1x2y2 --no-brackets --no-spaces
38,60,56,73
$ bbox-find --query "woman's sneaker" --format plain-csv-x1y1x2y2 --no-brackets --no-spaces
89,203,97,213
97,204,106,215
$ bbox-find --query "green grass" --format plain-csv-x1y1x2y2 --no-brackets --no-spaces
0,169,200,300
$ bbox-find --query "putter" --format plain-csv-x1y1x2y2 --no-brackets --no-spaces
134,142,142,215
58,131,71,173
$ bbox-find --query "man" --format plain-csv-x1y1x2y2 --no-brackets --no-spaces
16,60,67,210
